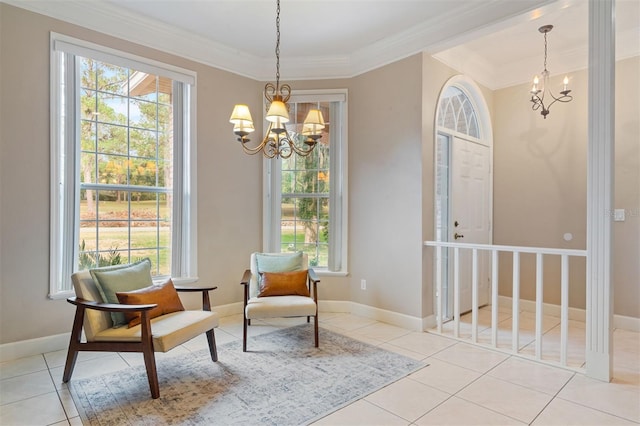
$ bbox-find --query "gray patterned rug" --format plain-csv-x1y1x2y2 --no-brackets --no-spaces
69,324,426,425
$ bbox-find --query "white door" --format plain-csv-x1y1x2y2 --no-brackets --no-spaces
451,137,491,313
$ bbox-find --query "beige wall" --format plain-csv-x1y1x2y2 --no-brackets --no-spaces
493,56,639,318
347,55,424,317
0,4,436,344
0,4,267,343
1,3,637,347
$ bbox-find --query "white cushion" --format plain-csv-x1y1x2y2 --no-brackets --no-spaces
245,295,316,319
94,310,218,352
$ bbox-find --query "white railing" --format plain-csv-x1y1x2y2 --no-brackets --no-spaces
424,241,587,370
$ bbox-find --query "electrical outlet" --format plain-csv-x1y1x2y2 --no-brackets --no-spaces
360,279,366,290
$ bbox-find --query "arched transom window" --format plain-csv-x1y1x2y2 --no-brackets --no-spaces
437,86,479,138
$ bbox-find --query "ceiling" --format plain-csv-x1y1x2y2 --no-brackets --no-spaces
5,0,640,90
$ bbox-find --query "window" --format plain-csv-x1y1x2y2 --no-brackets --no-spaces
264,90,348,273
50,34,197,297
437,86,479,138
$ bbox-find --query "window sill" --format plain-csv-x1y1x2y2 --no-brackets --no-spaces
313,270,349,277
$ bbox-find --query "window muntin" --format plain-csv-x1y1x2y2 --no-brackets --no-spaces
50,34,197,296
78,59,173,275
437,86,479,139
265,91,347,273
280,102,331,267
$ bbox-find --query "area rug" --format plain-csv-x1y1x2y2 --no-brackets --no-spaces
69,324,426,425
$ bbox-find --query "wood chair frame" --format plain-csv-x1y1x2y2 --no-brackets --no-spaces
240,269,320,352
62,286,218,399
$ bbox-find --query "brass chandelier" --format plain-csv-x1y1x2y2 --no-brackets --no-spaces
530,25,573,119
229,0,325,158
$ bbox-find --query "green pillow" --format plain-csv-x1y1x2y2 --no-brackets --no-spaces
256,252,303,273
90,258,153,327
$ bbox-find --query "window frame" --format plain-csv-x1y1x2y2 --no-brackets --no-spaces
263,89,348,275
49,33,198,298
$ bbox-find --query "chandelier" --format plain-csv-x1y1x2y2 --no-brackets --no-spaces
530,25,572,119
229,0,325,158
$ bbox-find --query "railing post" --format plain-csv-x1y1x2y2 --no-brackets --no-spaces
535,253,544,360
471,248,478,343
586,0,614,381
436,245,443,333
453,247,460,338
561,254,569,367
491,250,499,347
512,251,520,353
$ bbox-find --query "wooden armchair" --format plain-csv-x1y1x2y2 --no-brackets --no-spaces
62,269,219,399
240,252,320,352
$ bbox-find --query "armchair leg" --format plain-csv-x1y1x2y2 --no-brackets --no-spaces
142,346,159,399
206,329,218,361
243,315,248,352
314,315,319,348
140,312,160,399
62,306,85,383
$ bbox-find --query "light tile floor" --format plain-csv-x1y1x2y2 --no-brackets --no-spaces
0,311,638,425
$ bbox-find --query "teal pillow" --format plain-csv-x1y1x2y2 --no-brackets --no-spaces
256,252,303,273
90,258,153,327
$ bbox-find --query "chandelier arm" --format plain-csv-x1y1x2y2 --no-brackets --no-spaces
230,0,321,157
240,136,270,156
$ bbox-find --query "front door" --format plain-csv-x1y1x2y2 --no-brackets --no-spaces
451,136,491,313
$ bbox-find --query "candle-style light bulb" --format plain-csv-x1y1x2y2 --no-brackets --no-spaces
531,75,539,93
563,76,569,92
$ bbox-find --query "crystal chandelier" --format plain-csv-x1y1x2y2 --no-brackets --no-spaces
530,25,573,119
229,0,325,158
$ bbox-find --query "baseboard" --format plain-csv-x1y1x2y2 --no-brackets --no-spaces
318,300,351,313
9,298,629,363
0,333,70,363
348,302,423,331
214,301,244,318
613,315,640,332
422,315,437,330
497,296,639,332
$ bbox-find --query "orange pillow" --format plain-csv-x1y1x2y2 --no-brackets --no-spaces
116,278,185,328
259,270,310,297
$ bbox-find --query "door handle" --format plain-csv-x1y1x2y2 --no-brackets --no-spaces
454,233,464,240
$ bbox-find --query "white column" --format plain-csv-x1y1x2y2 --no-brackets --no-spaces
586,0,614,382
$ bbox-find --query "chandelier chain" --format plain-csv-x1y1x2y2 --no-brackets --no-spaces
543,30,548,72
275,0,281,90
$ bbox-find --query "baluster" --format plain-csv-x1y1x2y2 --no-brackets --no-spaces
453,247,460,338
472,248,478,343
512,251,520,353
491,249,499,347
561,254,569,366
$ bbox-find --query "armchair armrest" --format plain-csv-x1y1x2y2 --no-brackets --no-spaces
240,269,252,286
307,268,320,302
308,268,320,283
175,285,218,312
240,269,252,306
174,285,218,292
67,297,156,313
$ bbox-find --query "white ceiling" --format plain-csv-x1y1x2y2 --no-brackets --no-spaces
5,0,640,90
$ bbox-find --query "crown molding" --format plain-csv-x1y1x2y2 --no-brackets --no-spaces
3,0,556,83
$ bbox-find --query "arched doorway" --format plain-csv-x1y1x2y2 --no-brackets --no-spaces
435,76,493,318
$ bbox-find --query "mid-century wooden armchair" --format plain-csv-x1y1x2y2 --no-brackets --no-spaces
240,252,320,352
63,262,219,399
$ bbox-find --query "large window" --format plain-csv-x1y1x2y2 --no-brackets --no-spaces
264,90,348,273
50,34,197,297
